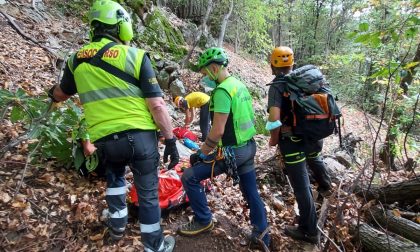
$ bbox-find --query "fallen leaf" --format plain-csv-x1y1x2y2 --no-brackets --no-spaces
70,195,77,205
12,201,27,208
89,232,105,241
11,154,25,161
22,206,34,216
0,192,11,203
272,197,285,211
23,233,36,239
132,237,142,246
392,209,401,217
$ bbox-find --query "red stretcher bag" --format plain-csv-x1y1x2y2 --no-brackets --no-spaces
173,127,198,142
128,160,190,209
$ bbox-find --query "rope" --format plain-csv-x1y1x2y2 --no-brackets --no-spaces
222,146,240,186
204,148,224,181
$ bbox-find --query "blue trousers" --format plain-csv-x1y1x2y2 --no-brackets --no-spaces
96,130,163,251
181,139,270,245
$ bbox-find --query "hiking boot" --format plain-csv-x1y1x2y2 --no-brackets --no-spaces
102,209,125,241
158,236,176,252
177,218,214,236
284,225,319,244
108,227,125,241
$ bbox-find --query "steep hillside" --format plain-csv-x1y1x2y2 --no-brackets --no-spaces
2,1,417,252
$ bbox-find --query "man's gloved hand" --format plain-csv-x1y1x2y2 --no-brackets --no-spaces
190,150,214,166
48,85,59,103
189,152,202,166
163,136,179,169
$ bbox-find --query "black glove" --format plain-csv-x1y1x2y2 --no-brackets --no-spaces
190,151,214,166
189,152,202,166
48,85,59,103
163,137,179,169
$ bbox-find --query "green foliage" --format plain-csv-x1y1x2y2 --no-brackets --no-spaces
1,89,82,166
221,0,276,56
321,53,365,104
344,0,420,165
254,113,269,136
55,0,93,22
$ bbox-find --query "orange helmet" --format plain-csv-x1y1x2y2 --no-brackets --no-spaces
270,46,294,67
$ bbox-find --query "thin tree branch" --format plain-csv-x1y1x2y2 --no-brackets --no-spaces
403,94,419,169
14,137,44,197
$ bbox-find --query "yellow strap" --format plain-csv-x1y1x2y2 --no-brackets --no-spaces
285,157,306,164
285,152,302,157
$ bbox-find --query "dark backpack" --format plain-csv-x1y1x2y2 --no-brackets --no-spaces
283,65,341,141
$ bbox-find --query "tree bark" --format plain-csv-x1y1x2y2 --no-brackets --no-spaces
357,223,420,252
166,0,206,23
355,178,420,204
234,18,240,53
181,0,213,68
311,0,325,56
400,42,420,94
324,0,335,55
369,207,420,244
217,0,234,47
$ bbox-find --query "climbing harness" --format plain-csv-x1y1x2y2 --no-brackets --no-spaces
203,146,239,185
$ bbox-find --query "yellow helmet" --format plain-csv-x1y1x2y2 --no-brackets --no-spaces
174,96,188,109
270,46,294,67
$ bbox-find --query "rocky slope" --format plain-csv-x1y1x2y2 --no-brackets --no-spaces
2,1,411,252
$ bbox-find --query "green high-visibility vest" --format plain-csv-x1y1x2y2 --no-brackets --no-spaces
210,76,256,147
68,38,157,142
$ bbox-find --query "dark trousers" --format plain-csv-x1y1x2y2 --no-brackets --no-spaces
279,136,319,235
181,139,270,245
199,102,211,141
96,130,163,251
305,140,332,190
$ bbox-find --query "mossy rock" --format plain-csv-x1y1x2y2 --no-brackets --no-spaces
124,0,148,10
136,9,186,61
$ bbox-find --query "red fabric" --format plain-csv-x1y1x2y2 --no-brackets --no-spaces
128,158,191,209
173,127,198,142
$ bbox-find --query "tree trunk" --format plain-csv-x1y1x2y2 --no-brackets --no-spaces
166,0,207,23
234,18,240,53
380,124,398,171
288,0,293,48
312,0,325,56
358,223,420,252
181,0,213,68
400,42,420,94
324,0,335,55
217,0,233,47
369,207,420,244
381,42,420,170
355,178,420,204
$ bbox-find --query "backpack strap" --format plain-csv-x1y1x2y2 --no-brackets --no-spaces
72,42,139,87
89,42,139,86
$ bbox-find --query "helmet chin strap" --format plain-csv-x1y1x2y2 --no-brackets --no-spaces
205,65,224,84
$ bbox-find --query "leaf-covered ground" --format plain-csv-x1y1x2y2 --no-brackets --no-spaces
1,1,419,252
